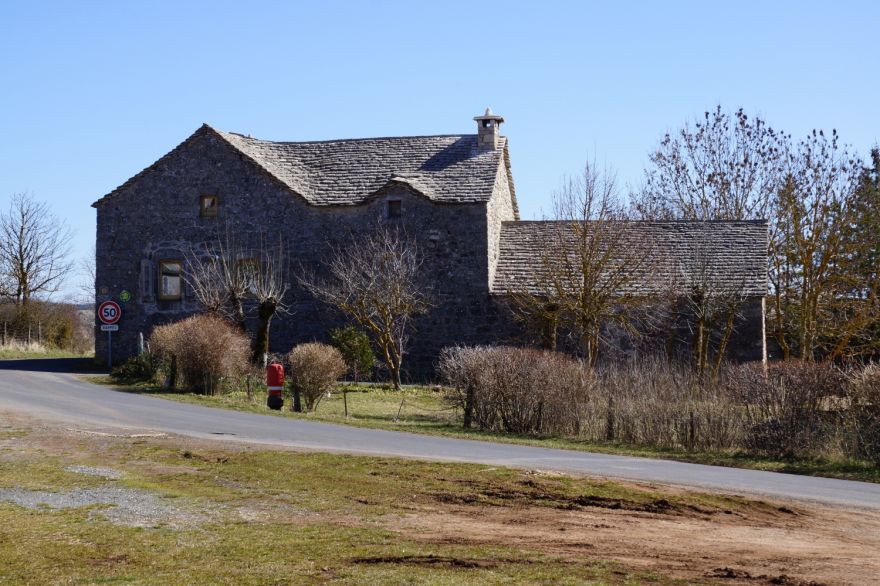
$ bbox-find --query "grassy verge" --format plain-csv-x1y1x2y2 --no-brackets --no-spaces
87,376,880,484
0,346,93,360
0,425,733,585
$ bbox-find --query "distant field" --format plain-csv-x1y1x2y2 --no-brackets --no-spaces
0,342,93,360
88,377,880,484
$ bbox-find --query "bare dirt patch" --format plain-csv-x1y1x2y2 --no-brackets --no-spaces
397,492,880,585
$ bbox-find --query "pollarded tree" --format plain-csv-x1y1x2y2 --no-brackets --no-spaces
184,228,290,366
184,229,250,330
0,193,74,305
248,235,290,366
300,226,431,390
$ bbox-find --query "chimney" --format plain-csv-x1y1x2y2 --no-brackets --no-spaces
473,107,504,150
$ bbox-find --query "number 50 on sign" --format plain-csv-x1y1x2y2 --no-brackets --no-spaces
98,300,122,325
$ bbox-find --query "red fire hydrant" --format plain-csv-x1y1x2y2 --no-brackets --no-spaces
266,362,284,410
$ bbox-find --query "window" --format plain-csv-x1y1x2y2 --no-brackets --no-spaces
158,260,182,300
387,199,402,219
200,195,219,218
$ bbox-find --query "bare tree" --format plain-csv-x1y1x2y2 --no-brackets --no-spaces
770,130,870,360
76,245,96,305
672,245,750,378
0,193,74,305
299,226,431,390
636,107,880,361
504,162,654,366
634,106,786,222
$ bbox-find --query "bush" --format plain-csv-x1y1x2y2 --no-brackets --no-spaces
111,352,163,383
329,326,374,383
440,347,879,467
724,361,845,459
148,314,250,395
845,364,880,465
287,342,346,411
440,346,589,435
592,357,740,451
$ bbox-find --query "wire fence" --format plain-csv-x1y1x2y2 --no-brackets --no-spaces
0,321,47,347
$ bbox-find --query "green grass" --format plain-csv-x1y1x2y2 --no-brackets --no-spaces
0,427,713,585
87,376,880,484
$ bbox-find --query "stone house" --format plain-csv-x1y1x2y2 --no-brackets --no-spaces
93,109,767,376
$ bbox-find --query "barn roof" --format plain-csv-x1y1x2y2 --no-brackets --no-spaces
493,220,768,297
93,124,515,209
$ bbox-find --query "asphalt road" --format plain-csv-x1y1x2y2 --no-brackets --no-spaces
1,359,878,509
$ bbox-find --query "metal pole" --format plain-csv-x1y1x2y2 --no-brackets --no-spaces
107,331,112,369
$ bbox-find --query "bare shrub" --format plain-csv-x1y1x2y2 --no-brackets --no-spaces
844,364,880,465
287,343,346,412
443,346,879,467
591,357,742,451
440,346,589,435
725,361,845,459
442,349,743,451
148,314,250,395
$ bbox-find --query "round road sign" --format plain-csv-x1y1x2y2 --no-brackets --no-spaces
98,300,122,325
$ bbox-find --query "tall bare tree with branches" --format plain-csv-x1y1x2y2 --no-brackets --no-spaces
770,130,872,360
634,106,786,222
639,106,879,360
0,192,74,306
504,162,653,366
671,244,750,378
300,225,431,389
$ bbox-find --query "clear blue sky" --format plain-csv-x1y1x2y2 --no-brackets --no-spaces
1,1,877,300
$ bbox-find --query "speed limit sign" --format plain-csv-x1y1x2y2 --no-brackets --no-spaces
98,300,122,325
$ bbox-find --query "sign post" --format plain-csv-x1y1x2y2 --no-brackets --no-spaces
98,300,122,368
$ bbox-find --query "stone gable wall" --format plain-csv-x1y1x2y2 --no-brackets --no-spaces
486,159,516,287
95,130,513,378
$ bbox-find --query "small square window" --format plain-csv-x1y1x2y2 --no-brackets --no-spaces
200,195,219,218
387,200,402,219
158,260,182,300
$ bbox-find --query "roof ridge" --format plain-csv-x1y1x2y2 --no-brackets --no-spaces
219,131,486,145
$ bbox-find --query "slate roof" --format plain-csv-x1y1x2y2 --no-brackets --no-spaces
94,125,516,209
493,220,768,297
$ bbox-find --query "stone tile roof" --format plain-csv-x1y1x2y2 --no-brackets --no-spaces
93,124,513,207
493,220,768,297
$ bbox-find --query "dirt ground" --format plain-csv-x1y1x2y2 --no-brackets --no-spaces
3,414,879,585
398,487,880,585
